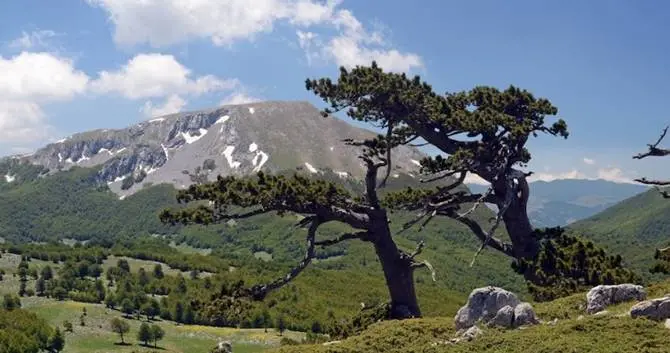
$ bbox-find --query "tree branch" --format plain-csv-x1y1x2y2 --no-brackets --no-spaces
633,178,670,186
633,126,670,159
411,260,436,282
440,210,514,258
315,231,370,247
236,217,321,301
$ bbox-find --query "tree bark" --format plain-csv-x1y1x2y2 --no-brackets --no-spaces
495,177,540,261
369,210,421,319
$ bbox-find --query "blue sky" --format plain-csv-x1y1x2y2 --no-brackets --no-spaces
0,0,668,184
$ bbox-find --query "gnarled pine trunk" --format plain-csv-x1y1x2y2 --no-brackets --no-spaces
495,177,540,261
369,210,421,319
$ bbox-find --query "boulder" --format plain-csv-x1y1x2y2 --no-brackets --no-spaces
630,297,670,321
454,286,538,330
586,284,646,314
211,341,233,353
514,302,540,327
489,305,514,328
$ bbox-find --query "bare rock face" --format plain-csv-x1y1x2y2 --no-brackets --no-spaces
211,340,233,353
454,287,539,330
6,101,429,198
630,297,670,321
586,284,646,314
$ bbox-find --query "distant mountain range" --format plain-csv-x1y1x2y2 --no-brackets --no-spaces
467,179,649,228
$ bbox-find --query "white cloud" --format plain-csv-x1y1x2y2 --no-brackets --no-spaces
0,52,89,142
597,167,634,184
528,169,587,182
0,52,89,101
90,53,237,99
141,94,187,118
220,92,262,106
583,157,595,165
87,0,422,72
9,30,57,50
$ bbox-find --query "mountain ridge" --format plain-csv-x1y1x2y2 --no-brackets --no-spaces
2,101,427,198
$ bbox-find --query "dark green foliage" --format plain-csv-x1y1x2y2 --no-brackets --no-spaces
150,324,165,348
512,227,640,301
0,166,179,244
63,320,73,333
2,294,21,310
137,322,152,345
48,328,65,352
0,308,56,353
109,318,130,344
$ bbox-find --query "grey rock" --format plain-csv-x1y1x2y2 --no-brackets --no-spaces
489,305,514,328
461,326,483,341
630,296,670,321
211,340,233,353
514,302,539,327
454,287,538,330
586,284,646,314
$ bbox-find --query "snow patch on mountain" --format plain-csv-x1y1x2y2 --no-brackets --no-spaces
252,151,269,172
149,118,165,123
305,162,318,173
223,146,241,169
4,174,15,183
181,128,208,144
249,107,255,114
249,142,258,153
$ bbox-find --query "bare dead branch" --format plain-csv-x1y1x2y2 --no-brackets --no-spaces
410,240,425,259
238,217,320,300
315,231,370,247
633,178,670,186
411,260,436,281
633,126,670,159
457,185,494,219
441,210,514,257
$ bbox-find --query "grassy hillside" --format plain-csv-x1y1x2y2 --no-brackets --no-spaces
270,280,670,353
569,188,670,276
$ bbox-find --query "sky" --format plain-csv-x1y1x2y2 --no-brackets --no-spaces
0,0,669,185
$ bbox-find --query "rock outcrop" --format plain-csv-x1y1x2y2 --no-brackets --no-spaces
586,284,646,314
630,296,670,321
454,287,539,330
211,340,233,353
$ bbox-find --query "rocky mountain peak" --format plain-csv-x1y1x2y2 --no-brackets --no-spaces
6,101,427,198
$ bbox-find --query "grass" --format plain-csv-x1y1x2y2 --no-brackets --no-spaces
268,280,670,353
20,298,305,353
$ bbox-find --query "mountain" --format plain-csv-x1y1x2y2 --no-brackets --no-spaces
467,179,648,227
3,101,426,199
0,100,527,311
569,188,670,274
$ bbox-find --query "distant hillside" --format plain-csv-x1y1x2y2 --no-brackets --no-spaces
468,179,648,227
569,188,670,274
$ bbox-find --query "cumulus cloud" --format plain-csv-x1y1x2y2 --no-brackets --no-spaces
0,52,89,142
219,92,262,106
90,53,237,99
583,157,595,165
141,94,187,118
87,0,422,72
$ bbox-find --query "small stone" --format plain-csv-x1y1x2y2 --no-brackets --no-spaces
665,319,670,330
